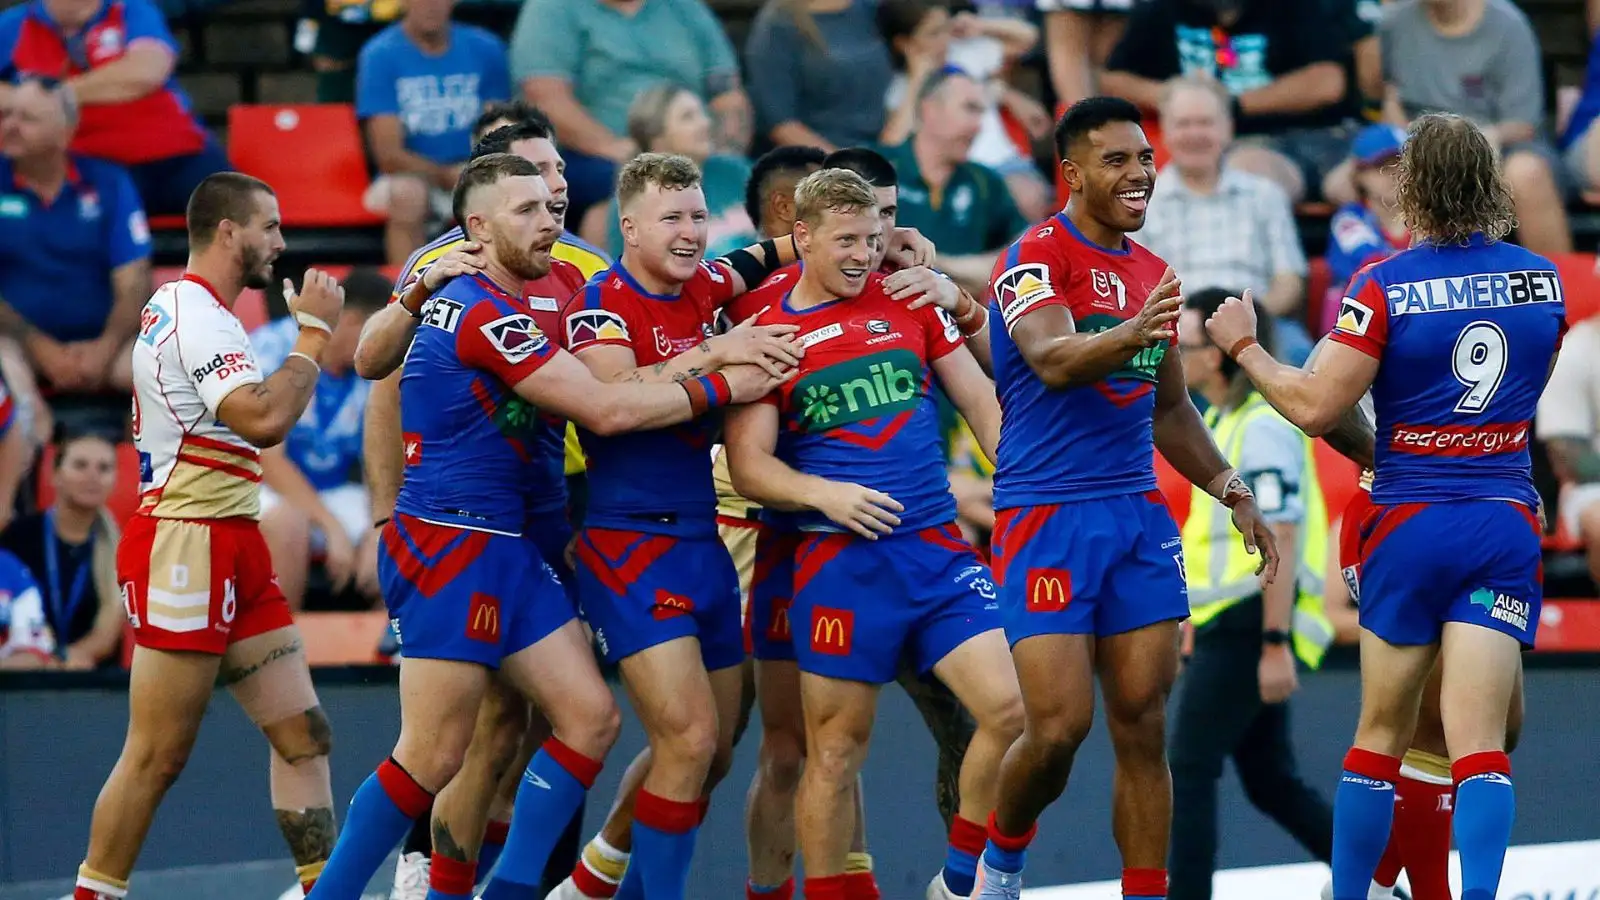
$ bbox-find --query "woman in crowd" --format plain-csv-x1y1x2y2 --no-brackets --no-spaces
1,432,124,670
591,84,758,260
743,0,895,151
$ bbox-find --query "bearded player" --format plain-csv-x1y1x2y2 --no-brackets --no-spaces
74,173,345,900
1204,113,1562,900
354,112,606,899
725,168,1021,900
971,97,1277,900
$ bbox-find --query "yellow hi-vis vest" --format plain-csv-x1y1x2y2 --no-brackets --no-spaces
1182,395,1334,669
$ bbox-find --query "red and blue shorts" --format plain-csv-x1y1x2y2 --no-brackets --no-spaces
378,514,574,668
791,524,998,684
746,526,801,663
573,526,744,671
994,492,1189,644
1354,499,1542,648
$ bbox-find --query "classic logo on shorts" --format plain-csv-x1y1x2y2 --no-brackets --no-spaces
1080,314,1165,382
1026,568,1071,613
467,592,501,643
794,349,922,432
809,605,854,655
1469,587,1529,631
652,589,695,621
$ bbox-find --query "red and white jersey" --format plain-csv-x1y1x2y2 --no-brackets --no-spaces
131,273,266,520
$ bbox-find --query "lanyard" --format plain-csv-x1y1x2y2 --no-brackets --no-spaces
43,510,93,647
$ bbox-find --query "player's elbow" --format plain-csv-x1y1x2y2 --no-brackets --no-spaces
1297,406,1341,438
352,340,396,381
581,404,641,437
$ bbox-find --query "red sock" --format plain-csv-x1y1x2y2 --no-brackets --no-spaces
747,877,795,900
299,881,316,897
1372,825,1403,888
803,873,850,900
841,871,880,900
1395,775,1454,900
571,860,620,899
483,819,511,846
74,889,124,900
1122,867,1167,898
429,854,476,897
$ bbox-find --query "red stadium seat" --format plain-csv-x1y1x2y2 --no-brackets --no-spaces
1552,252,1600,324
226,104,383,228
36,441,144,528
148,214,185,231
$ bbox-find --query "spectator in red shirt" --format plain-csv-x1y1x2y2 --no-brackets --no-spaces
0,0,230,216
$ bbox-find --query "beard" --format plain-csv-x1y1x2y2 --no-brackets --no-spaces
240,243,273,290
494,224,553,282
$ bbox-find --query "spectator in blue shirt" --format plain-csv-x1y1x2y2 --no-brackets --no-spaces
0,79,150,407
252,269,388,610
1322,123,1407,335
355,0,510,264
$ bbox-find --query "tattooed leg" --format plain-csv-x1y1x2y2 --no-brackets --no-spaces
896,665,978,829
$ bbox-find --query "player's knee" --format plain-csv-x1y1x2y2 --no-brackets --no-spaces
268,707,334,765
128,734,199,792
386,176,430,225
1031,705,1093,760
1106,703,1167,762
978,691,1026,746
806,724,869,787
758,729,805,794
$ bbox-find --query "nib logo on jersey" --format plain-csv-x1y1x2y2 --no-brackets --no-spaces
1079,314,1165,382
795,349,921,431
494,396,540,440
1470,586,1530,631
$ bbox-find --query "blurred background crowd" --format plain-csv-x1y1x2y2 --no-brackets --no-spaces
1,0,1599,671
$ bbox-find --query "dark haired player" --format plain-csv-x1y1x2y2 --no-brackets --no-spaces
972,97,1276,900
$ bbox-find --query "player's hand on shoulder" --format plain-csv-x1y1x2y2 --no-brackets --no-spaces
883,227,937,271
817,482,904,540
421,242,486,292
1127,265,1183,347
712,308,803,377
286,268,346,334
720,362,793,404
1202,289,1260,356
883,266,959,312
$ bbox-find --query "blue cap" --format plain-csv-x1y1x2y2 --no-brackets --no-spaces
1352,123,1406,167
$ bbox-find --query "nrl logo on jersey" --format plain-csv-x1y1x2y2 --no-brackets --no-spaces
1091,270,1128,310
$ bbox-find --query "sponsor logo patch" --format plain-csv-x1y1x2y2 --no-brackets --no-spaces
481,313,549,364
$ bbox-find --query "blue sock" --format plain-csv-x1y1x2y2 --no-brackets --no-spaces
631,790,702,900
479,742,600,900
614,864,645,900
980,813,1034,876
308,759,431,899
943,815,984,895
1453,752,1515,900
1331,749,1399,900
474,820,509,884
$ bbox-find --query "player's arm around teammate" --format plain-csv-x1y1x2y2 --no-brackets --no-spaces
77,175,346,900
887,266,996,376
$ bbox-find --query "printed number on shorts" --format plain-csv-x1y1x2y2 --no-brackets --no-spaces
122,581,140,628
1452,321,1507,414
221,578,237,624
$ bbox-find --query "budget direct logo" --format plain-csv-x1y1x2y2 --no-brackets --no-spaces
1470,587,1530,631
191,350,256,383
794,349,922,431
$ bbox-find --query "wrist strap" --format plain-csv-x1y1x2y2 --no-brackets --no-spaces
1205,467,1254,508
1227,335,1259,360
956,302,988,337
682,373,732,417
294,310,333,334
287,350,320,372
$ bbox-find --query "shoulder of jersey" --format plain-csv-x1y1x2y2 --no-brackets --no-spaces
554,232,612,277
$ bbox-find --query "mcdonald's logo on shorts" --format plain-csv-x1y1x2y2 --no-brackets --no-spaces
652,589,696,620
809,605,854,656
1026,568,1072,613
467,593,501,643
766,597,792,643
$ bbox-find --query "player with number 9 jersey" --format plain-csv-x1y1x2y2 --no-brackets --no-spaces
1329,240,1565,648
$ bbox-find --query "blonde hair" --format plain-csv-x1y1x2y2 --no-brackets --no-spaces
626,85,695,154
615,152,703,212
793,167,878,228
1159,76,1231,122
1396,113,1516,245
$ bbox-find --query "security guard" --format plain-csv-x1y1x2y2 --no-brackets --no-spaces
1168,289,1337,900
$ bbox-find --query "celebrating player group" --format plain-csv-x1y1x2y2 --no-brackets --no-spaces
71,93,1560,900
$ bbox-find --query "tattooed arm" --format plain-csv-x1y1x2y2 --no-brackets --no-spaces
573,341,723,385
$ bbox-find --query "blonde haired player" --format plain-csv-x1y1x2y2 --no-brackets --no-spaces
72,172,347,900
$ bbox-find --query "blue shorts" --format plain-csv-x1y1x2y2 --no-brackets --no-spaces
747,527,801,663
379,514,575,668
1357,500,1542,648
791,524,999,684
574,526,744,671
994,492,1188,643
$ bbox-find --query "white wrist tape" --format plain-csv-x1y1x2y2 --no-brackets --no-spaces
293,310,333,334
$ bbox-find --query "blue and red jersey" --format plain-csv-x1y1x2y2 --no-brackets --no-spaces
745,271,965,533
1328,234,1565,508
0,0,207,164
394,274,559,535
988,212,1175,509
562,259,739,537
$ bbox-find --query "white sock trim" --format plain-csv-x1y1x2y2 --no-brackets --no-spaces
591,834,630,863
